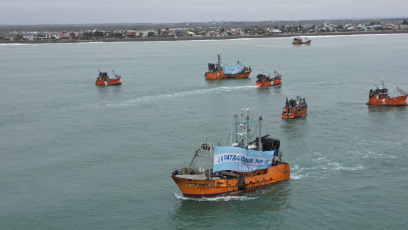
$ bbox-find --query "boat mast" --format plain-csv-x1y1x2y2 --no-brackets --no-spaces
217,53,221,69
209,143,213,179
188,147,201,168
258,115,263,151
234,114,238,145
245,109,249,148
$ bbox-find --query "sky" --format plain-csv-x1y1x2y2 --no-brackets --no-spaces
1,0,407,25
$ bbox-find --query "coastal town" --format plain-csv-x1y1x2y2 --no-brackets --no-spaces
1,18,407,42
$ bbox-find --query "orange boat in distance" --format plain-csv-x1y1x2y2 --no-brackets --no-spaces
254,70,282,87
366,82,407,106
282,96,308,119
171,109,290,198
95,70,122,86
292,36,311,45
205,54,252,80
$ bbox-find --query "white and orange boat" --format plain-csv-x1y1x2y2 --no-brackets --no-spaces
171,109,290,198
282,96,308,119
205,54,252,80
254,70,282,87
366,82,407,106
95,70,122,86
292,36,311,45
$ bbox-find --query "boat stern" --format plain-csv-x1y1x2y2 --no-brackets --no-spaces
205,71,225,80
171,173,239,197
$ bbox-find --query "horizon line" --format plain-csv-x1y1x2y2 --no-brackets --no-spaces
1,17,407,27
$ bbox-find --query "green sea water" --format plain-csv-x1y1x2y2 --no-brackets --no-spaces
1,34,408,229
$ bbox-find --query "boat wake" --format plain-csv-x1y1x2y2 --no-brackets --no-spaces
175,193,256,201
110,85,255,107
290,151,365,180
349,137,398,160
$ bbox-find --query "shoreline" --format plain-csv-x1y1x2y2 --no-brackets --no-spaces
1,30,407,44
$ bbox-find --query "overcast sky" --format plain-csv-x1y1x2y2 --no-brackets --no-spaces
1,0,407,25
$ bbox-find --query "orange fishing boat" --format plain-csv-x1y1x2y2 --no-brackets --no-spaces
205,54,252,80
366,82,407,106
282,96,308,119
171,109,290,198
95,70,122,86
254,70,282,87
292,36,311,45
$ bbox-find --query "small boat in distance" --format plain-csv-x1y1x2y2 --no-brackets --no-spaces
292,36,311,45
254,70,282,87
205,54,252,80
95,70,122,86
171,109,290,197
282,96,308,119
366,82,407,106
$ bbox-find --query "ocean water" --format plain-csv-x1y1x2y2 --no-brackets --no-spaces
1,34,408,230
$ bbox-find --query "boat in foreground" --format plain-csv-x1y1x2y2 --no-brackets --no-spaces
292,36,311,45
366,82,407,106
282,96,308,119
254,70,282,87
205,54,252,80
171,109,289,197
95,70,122,86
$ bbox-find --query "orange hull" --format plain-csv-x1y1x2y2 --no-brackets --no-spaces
172,163,290,197
205,70,251,80
366,95,407,106
95,78,121,86
272,78,282,86
254,78,282,87
292,39,311,45
282,107,307,119
95,79,106,85
254,81,271,87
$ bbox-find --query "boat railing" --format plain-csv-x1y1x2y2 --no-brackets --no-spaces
397,87,407,96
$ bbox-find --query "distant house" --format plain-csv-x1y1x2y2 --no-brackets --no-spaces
356,24,367,31
23,34,37,41
373,24,382,30
175,30,183,37
47,32,63,39
127,31,137,38
166,30,176,37
346,26,355,31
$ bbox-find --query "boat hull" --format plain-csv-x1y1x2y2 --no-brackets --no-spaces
282,107,307,119
95,79,106,85
292,40,311,45
254,81,271,87
272,78,282,86
366,95,407,106
172,163,290,197
95,78,121,86
205,70,251,80
255,78,281,87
